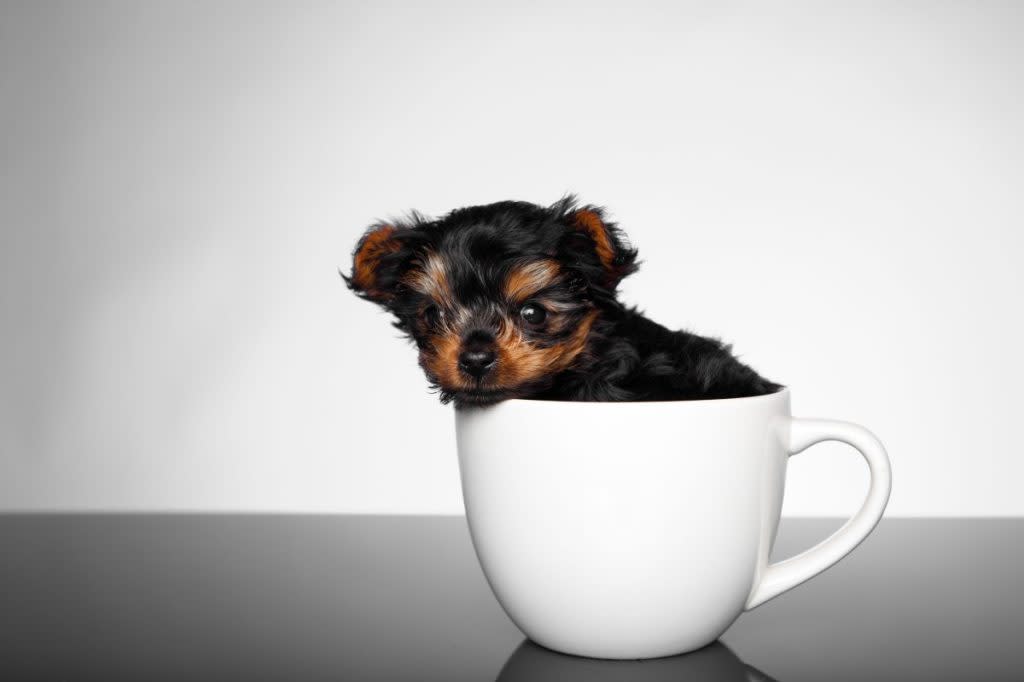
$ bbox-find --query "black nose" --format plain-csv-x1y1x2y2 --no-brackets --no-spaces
458,349,496,378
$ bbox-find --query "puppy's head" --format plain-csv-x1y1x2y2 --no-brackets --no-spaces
345,197,638,406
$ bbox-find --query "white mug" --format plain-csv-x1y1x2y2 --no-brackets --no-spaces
455,388,891,659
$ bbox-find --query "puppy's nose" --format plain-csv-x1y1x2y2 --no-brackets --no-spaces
458,348,496,378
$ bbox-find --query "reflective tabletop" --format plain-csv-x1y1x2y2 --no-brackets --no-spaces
0,516,1020,681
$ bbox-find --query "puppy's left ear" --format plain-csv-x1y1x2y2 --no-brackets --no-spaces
559,204,639,289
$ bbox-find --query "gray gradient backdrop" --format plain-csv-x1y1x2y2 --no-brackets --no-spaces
1,1,1021,514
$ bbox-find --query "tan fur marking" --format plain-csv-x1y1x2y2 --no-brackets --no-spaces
493,310,598,387
352,225,401,298
403,252,452,303
572,209,617,272
421,329,468,390
504,260,562,302
503,259,561,301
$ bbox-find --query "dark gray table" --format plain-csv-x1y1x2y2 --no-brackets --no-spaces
0,516,1020,681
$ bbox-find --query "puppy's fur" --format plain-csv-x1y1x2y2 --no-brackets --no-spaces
345,197,780,407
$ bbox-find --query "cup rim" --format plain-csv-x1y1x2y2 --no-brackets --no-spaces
497,385,790,407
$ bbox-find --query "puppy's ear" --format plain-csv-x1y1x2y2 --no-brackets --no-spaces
345,222,409,303
558,202,639,289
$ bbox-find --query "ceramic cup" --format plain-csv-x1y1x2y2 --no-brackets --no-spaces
455,388,891,659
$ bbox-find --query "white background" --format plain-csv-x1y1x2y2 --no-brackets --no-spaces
2,1,1021,516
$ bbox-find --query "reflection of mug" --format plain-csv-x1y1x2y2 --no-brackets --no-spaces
456,388,891,659
496,639,779,682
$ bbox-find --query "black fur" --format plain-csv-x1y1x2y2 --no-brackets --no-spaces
538,309,781,402
345,196,781,407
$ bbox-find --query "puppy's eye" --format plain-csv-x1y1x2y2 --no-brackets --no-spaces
423,305,445,327
519,303,547,326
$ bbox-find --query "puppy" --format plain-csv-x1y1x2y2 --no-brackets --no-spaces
345,197,780,407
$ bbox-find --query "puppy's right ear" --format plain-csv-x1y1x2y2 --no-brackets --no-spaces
344,222,408,303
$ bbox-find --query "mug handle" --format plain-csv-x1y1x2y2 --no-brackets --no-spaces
745,418,892,609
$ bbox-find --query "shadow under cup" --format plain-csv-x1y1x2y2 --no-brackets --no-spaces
455,388,891,660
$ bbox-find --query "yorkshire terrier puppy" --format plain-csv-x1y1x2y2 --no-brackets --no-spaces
345,197,780,407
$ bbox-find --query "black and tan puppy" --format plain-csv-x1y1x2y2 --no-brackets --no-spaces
345,197,780,407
